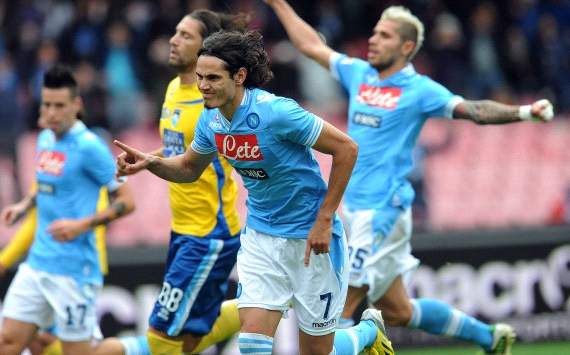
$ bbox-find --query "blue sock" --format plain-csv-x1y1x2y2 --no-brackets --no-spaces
119,335,150,355
238,333,273,354
333,319,377,354
408,298,493,350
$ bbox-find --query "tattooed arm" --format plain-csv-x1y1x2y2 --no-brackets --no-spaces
48,183,135,242
87,183,135,229
453,99,554,124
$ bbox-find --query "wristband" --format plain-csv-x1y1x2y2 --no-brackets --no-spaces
518,105,533,121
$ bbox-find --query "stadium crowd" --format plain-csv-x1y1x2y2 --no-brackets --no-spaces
0,0,569,237
0,0,569,148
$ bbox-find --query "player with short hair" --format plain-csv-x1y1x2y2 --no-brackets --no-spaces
264,1,554,354
0,65,135,355
114,29,394,355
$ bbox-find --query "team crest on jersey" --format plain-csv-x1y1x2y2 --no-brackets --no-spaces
37,151,66,176
356,85,401,109
214,134,263,161
246,113,260,129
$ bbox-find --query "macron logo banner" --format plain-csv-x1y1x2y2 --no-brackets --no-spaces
37,151,66,175
356,85,401,109
214,134,263,161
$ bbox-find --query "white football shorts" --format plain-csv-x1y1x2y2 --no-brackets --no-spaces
2,263,100,341
342,206,419,302
237,227,349,336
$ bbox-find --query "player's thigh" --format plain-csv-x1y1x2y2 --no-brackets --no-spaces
298,331,334,355
45,277,100,343
291,233,349,337
346,207,419,302
236,228,292,312
373,275,413,325
0,317,39,353
239,307,282,336
2,264,54,331
61,340,94,355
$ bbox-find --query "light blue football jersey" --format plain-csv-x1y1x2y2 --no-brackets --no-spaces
330,53,463,212
27,121,115,286
192,88,344,239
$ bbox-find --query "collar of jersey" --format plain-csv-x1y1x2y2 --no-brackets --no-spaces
372,63,416,85
217,88,252,130
68,120,87,135
50,120,86,141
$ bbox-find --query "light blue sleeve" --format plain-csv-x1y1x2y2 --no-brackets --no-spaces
420,77,464,119
329,52,369,91
82,133,115,186
190,112,217,154
271,98,324,147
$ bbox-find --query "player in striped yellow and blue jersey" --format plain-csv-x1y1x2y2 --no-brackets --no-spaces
142,10,249,355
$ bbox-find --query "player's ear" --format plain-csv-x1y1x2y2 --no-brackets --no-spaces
234,67,247,86
73,95,84,115
401,40,415,59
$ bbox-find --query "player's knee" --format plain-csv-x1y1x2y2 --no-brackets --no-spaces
238,333,273,355
147,329,183,355
381,302,413,326
301,341,332,355
181,334,202,354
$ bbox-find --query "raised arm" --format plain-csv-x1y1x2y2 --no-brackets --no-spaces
453,98,554,124
264,0,334,69
114,140,214,183
304,121,358,265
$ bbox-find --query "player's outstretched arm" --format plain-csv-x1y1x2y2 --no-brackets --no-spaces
114,140,214,183
264,0,334,69
304,122,358,266
453,98,554,124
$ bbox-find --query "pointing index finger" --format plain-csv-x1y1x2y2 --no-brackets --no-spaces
113,140,136,154
304,242,311,267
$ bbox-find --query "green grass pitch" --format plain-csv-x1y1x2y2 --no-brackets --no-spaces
396,341,570,355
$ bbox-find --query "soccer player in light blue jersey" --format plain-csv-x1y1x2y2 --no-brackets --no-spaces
114,30,394,355
265,1,555,354
0,66,136,355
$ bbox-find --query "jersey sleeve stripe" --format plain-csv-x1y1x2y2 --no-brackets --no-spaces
305,116,324,147
191,141,217,155
446,96,464,119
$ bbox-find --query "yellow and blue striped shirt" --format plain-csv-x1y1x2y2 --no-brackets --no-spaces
160,77,240,237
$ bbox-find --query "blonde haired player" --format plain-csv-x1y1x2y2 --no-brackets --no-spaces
264,1,554,354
